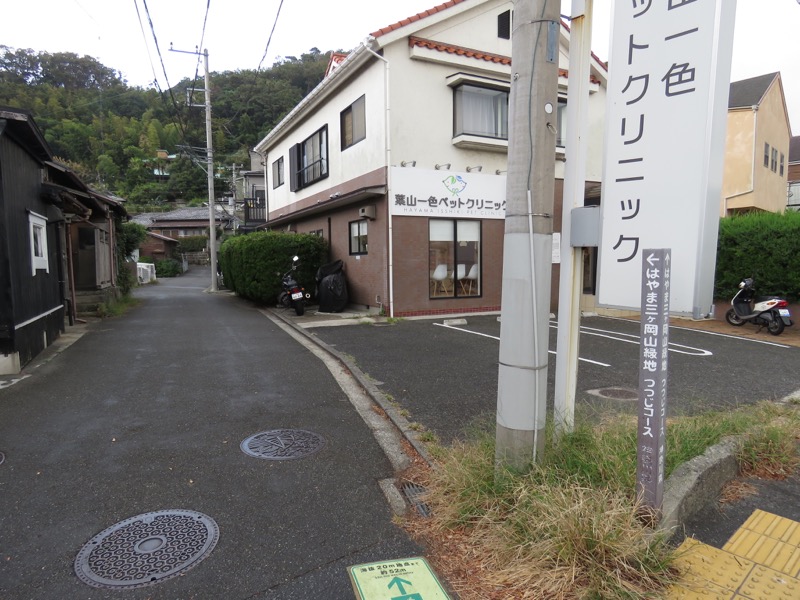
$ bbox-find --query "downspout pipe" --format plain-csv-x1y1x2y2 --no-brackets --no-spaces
362,39,393,317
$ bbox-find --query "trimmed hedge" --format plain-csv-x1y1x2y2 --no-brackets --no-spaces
175,235,208,253
156,258,183,278
715,211,800,302
218,231,329,305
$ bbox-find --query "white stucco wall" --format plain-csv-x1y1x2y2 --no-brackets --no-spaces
255,0,608,215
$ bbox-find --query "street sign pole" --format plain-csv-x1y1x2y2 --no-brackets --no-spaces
636,248,671,511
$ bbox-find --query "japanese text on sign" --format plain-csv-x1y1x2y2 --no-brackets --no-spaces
637,249,671,511
598,0,736,314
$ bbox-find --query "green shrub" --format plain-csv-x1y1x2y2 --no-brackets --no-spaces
217,231,328,304
156,258,183,277
138,256,154,263
715,211,800,302
175,235,208,253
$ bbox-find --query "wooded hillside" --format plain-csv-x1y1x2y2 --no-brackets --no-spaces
0,45,331,210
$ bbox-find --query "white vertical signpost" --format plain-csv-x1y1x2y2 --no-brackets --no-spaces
637,248,671,511
598,0,736,317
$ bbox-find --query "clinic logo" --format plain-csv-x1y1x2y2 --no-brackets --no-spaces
442,174,467,196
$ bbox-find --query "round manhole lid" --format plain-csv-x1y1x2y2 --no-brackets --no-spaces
588,387,639,401
240,429,326,460
74,510,218,589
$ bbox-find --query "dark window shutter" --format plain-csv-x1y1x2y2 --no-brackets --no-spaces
498,10,511,40
289,144,298,191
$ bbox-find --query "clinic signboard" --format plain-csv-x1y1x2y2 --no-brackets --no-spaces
598,0,736,317
390,167,507,219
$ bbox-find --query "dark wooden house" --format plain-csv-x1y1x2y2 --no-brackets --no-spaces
0,108,127,373
0,108,66,374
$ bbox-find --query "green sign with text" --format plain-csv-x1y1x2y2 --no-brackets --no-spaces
348,557,451,600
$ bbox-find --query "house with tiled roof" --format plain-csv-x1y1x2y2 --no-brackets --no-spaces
132,207,235,238
721,72,791,216
253,0,607,317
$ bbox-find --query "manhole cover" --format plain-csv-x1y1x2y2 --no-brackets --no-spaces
74,510,218,589
587,387,639,401
240,429,326,460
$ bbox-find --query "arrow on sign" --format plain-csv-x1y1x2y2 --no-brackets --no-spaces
389,576,413,595
646,253,660,266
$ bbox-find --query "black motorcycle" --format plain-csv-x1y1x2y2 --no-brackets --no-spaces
277,256,310,316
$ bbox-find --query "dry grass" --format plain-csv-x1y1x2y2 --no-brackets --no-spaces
399,402,800,599
401,439,678,599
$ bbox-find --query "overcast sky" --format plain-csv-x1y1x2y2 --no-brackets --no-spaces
1,1,798,134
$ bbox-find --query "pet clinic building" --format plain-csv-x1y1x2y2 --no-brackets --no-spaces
253,0,607,317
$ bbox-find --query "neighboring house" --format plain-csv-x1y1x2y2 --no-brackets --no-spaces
721,72,791,216
0,108,66,374
131,207,234,238
138,231,180,262
0,108,126,373
253,0,607,316
788,136,800,211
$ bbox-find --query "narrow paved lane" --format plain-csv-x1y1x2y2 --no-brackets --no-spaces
0,267,419,599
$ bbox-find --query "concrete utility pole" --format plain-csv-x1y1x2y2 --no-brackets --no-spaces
171,45,217,291
496,0,560,470
203,50,218,292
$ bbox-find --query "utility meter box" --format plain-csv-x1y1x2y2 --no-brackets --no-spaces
358,205,376,220
570,206,600,247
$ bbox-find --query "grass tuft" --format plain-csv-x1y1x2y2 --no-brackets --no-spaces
404,401,800,599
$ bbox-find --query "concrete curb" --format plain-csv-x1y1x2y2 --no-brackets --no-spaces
659,437,740,538
267,308,436,468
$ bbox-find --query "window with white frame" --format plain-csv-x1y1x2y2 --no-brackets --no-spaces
771,147,778,172
29,211,49,275
341,95,366,150
556,98,568,148
764,143,770,168
289,126,328,191
349,219,368,255
454,84,509,140
272,156,284,188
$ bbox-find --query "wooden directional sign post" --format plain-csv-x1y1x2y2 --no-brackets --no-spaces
636,249,671,511
348,557,451,600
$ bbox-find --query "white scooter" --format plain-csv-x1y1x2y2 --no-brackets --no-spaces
725,278,793,336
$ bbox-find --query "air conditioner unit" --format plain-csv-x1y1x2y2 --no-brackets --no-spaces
358,205,376,220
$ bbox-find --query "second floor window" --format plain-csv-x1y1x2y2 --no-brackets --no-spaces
454,83,508,140
290,126,328,191
341,95,366,150
272,156,284,189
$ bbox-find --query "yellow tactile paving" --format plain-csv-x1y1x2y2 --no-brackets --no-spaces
671,538,753,595
668,511,800,599
724,510,800,577
738,564,800,599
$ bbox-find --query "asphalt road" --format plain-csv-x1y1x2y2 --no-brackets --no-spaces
308,314,800,444
0,269,420,600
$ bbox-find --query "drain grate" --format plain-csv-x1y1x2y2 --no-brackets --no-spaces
401,482,432,518
240,429,326,460
74,510,218,589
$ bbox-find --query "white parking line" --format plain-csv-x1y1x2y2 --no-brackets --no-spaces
433,323,611,367
577,325,713,356
600,315,791,349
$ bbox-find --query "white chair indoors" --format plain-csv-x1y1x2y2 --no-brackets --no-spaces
431,263,450,295
457,264,467,294
464,264,479,294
